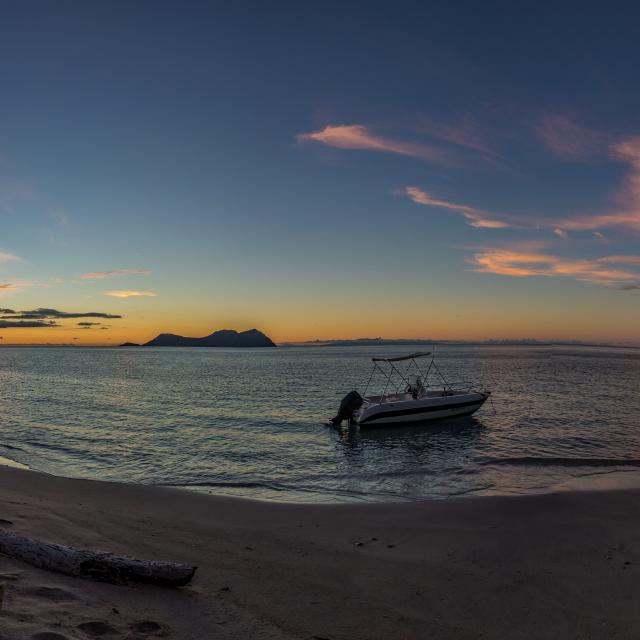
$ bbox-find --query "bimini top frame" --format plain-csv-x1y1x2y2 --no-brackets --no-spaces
361,352,473,404
371,352,431,362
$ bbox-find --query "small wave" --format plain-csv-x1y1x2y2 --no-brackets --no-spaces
161,479,378,496
157,479,411,502
164,481,274,489
0,442,26,452
159,480,284,490
485,456,640,468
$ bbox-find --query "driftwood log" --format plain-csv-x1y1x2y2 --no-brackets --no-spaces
0,530,196,586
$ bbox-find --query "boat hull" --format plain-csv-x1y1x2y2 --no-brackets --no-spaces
353,392,489,427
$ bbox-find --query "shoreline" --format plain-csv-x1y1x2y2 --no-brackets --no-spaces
5,452,640,505
0,454,28,470
2,465,640,638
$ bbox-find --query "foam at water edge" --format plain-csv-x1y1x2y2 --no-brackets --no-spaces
552,469,640,493
0,455,29,470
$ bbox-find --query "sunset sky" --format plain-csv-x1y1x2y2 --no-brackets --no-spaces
1,1,639,345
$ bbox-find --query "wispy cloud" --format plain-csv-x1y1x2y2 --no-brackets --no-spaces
297,124,454,164
558,212,640,233
0,280,34,295
469,246,640,289
536,114,608,161
597,255,640,265
0,308,122,320
532,122,640,234
610,136,640,212
0,251,25,295
554,136,640,234
0,251,21,263
405,186,511,229
104,290,157,298
403,131,640,237
414,114,495,156
81,269,152,280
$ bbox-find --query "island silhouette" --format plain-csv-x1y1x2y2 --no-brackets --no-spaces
121,328,275,348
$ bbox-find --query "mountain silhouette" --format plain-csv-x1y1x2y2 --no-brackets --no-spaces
142,328,276,347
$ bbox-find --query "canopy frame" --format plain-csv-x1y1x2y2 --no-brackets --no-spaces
371,352,431,362
361,352,457,402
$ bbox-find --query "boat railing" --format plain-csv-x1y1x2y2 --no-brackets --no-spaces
432,381,475,392
368,381,476,405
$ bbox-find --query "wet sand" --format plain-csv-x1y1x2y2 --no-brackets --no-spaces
1,464,640,639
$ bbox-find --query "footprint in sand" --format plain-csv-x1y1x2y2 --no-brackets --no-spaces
129,619,170,636
22,586,79,602
76,620,120,636
30,633,70,640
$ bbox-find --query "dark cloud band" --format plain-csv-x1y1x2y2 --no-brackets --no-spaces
1,308,123,320
0,320,58,328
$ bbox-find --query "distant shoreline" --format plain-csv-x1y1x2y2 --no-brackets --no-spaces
281,339,640,350
0,341,638,350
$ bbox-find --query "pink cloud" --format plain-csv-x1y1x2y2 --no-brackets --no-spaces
559,211,640,233
469,247,640,289
555,137,640,234
81,269,151,280
405,186,511,229
536,114,608,161
610,136,640,210
419,132,640,236
104,290,156,298
297,124,453,164
534,133,640,234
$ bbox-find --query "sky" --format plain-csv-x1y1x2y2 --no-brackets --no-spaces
1,1,640,345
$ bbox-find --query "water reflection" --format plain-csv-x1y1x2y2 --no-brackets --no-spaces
337,415,485,449
331,416,488,499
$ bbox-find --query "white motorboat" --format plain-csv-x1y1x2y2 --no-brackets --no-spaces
329,352,490,427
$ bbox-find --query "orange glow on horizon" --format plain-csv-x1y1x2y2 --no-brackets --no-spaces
2,301,639,346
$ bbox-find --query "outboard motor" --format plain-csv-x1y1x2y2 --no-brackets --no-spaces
330,390,363,426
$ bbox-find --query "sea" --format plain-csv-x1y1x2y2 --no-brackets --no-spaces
1,344,639,503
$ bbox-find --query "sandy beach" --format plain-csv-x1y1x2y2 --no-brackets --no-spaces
1,466,640,639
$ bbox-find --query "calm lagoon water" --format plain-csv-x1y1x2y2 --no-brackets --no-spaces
1,345,639,502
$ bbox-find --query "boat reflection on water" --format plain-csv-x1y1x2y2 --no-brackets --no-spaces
332,416,490,500
337,415,486,449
